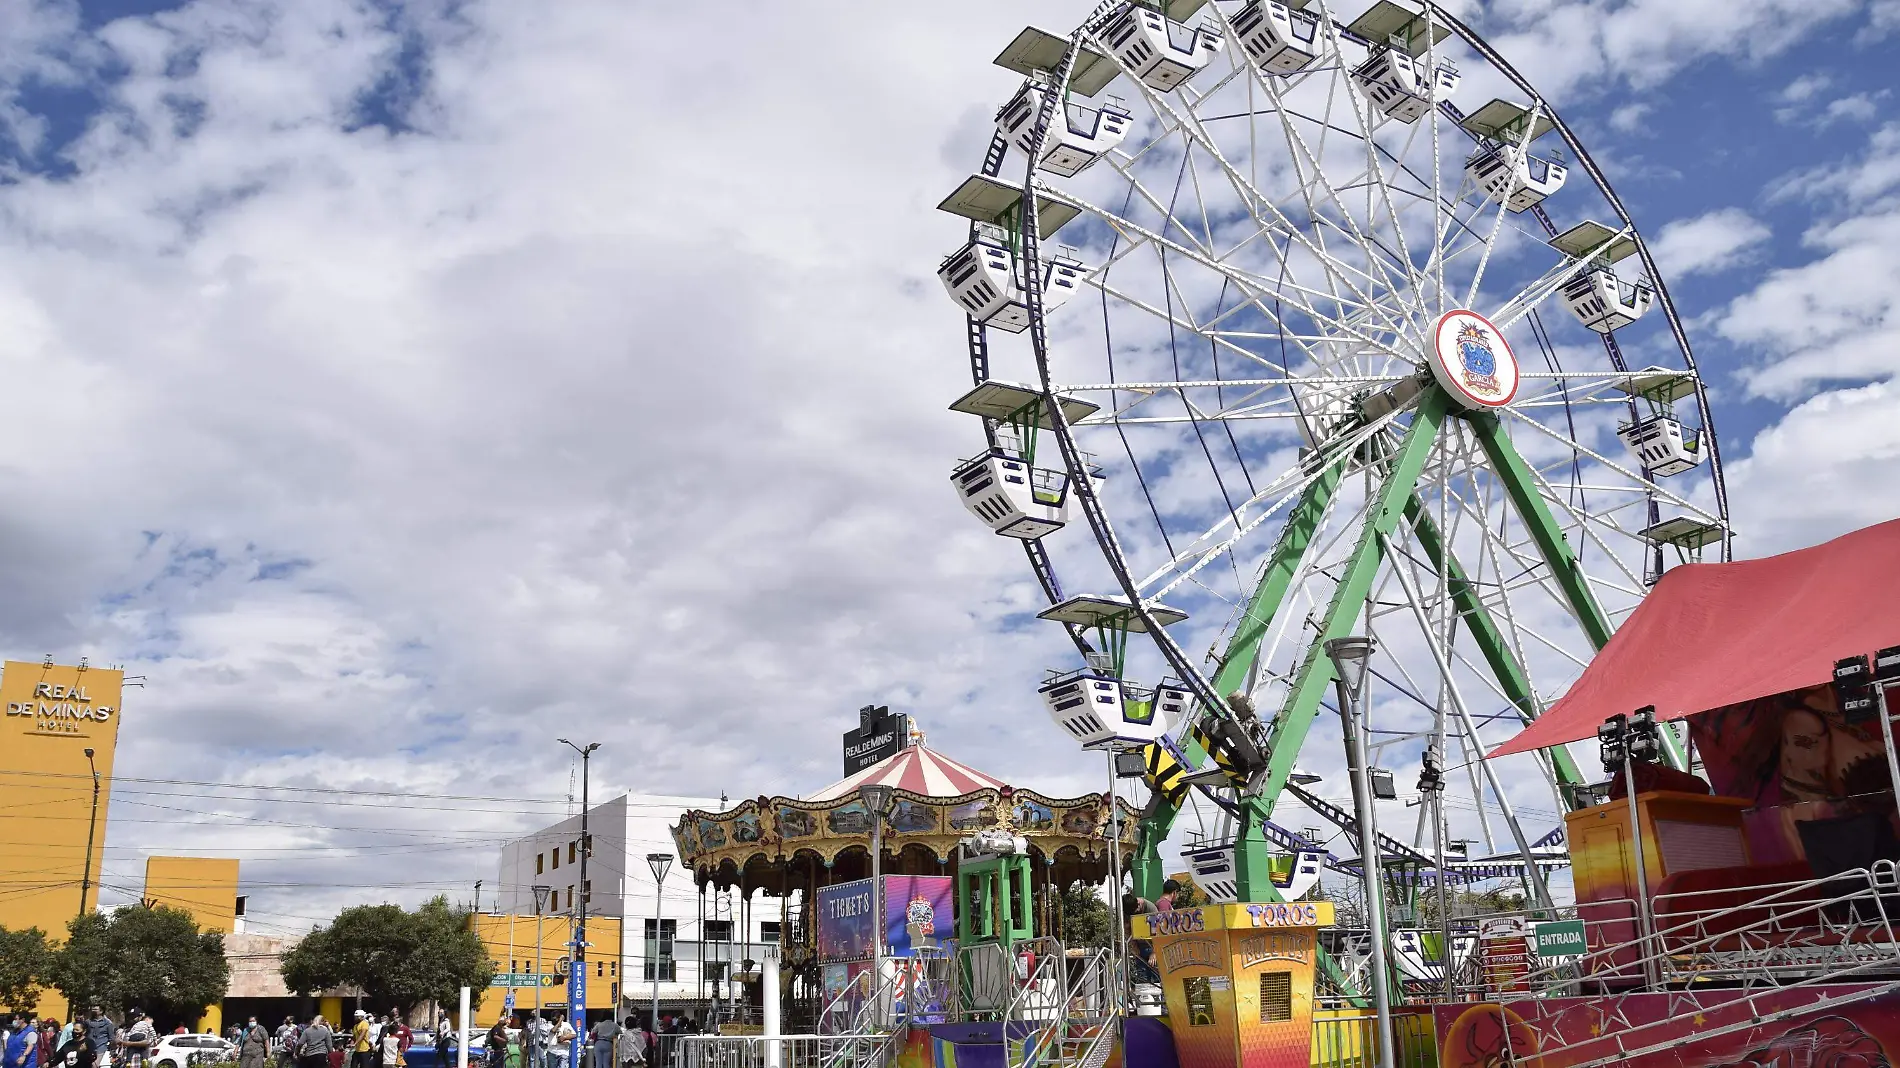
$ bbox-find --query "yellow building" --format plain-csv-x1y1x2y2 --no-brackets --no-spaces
140,856,242,1033
468,914,623,1027
0,660,125,1019
142,856,241,933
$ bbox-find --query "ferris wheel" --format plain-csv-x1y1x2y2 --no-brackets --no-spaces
938,0,1731,909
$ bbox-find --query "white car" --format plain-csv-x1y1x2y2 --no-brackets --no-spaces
150,1035,236,1068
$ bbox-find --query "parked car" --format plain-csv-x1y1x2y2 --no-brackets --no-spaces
151,1035,236,1068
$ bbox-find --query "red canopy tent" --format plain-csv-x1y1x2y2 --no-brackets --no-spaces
1490,518,1900,758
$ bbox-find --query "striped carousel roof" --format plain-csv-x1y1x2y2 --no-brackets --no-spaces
806,743,1010,801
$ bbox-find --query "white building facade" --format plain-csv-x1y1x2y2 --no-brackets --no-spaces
496,793,783,1018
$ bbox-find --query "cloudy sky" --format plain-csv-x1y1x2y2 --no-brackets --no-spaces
3,0,1899,931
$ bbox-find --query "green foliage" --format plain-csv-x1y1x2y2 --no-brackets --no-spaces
49,906,229,1029
0,926,51,1013
1055,885,1115,949
281,896,494,1013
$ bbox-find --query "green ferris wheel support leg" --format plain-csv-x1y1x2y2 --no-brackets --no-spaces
1399,496,1588,796
1250,388,1453,818
1132,455,1346,900
1465,411,1688,770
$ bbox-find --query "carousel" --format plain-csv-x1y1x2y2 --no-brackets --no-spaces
670,724,1137,1024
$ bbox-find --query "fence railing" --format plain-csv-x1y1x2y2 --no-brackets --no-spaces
1310,1013,1436,1068
671,1034,891,1068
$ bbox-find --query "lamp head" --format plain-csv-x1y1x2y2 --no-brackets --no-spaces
83,748,95,759
532,885,552,913
858,783,897,819
1323,636,1376,702
646,852,673,882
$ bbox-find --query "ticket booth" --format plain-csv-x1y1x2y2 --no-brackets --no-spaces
1134,901,1336,1068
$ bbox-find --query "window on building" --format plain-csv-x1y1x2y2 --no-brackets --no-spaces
583,880,592,906
1259,972,1293,1023
643,919,677,981
609,961,617,978
704,920,733,943
569,841,577,864
759,921,781,944
596,961,604,978
551,849,559,871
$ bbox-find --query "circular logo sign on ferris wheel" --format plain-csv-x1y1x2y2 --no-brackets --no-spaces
1428,310,1519,410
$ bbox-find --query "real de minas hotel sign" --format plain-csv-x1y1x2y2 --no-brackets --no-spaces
843,704,911,775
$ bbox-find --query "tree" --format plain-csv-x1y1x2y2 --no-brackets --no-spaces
281,896,493,1014
1055,885,1115,949
0,926,51,1013
50,907,228,1030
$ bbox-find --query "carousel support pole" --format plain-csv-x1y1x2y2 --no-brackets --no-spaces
762,946,782,1068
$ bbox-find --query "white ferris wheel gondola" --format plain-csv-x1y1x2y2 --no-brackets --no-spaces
1035,596,1193,751
936,176,1088,333
1230,0,1325,77
947,381,1103,539
1346,2,1459,123
996,78,1133,179
1551,220,1654,333
1459,99,1568,213
1099,3,1225,93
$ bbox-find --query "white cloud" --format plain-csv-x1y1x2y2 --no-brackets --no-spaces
1726,382,1900,554
1649,208,1770,278
1722,124,1900,398
1477,0,1865,103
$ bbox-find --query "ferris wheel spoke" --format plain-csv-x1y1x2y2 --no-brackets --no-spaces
1381,526,1555,907
1126,79,1407,332
1058,186,1412,364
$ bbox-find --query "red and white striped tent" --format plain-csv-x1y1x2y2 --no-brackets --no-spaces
807,743,1009,801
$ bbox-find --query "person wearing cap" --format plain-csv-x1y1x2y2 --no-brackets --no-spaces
349,1015,370,1068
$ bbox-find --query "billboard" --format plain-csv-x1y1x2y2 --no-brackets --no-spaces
883,875,953,958
815,879,878,962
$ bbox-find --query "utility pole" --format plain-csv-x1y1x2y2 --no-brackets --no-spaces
558,739,599,1068
78,748,99,922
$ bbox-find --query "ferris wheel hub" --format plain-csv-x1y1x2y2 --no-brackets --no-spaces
1426,309,1521,410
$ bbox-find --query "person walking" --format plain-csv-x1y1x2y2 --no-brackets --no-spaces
38,1020,57,1068
376,1025,401,1068
295,1017,332,1068
613,1020,642,1068
10,1016,42,1068
54,1020,91,1068
275,1019,299,1068
483,1022,507,1068
240,1018,269,1068
82,1008,112,1068
548,1020,573,1068
120,1013,154,1068
349,1014,372,1068
584,1018,616,1068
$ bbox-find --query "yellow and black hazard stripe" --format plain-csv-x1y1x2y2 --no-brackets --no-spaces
1141,718,1256,805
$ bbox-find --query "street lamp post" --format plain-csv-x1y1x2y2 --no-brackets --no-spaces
645,853,673,1033
1325,636,1395,1068
557,739,599,1068
78,748,99,922
857,784,896,1023
532,885,552,1038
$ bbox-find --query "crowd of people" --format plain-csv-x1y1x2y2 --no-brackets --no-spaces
0,1005,157,1068
0,1006,720,1068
